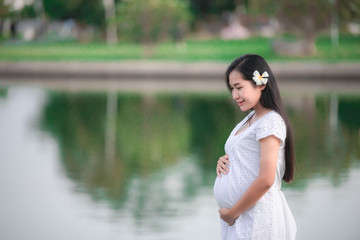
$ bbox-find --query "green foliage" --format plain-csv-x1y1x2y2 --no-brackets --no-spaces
185,94,243,170
41,92,191,202
117,0,192,43
338,0,360,20
43,0,105,26
0,87,7,98
251,0,360,37
338,0,360,30
0,0,9,18
188,0,236,17
251,0,332,38
282,93,360,187
338,95,360,129
115,94,190,173
19,4,37,19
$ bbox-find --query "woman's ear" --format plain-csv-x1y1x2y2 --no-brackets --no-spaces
259,84,266,91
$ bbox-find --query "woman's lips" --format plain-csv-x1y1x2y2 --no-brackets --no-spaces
237,100,245,106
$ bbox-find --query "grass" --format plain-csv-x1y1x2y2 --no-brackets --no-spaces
0,35,359,62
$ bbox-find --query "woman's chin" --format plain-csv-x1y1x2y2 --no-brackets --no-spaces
239,105,249,112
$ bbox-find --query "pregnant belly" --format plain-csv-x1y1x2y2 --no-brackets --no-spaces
214,167,252,209
213,174,237,209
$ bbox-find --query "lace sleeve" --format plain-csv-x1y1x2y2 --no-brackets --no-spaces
255,112,286,146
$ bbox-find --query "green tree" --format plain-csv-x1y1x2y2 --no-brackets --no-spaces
117,0,191,43
41,92,190,204
186,95,242,170
43,0,105,26
250,0,331,55
188,0,236,18
0,0,10,38
337,0,360,31
0,0,9,18
19,4,37,19
250,0,360,55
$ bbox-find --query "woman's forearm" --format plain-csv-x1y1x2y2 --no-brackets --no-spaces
228,176,273,219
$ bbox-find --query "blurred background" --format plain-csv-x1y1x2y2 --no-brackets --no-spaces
0,0,359,239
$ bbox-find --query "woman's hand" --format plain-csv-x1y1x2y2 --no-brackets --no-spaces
219,208,236,226
216,154,230,177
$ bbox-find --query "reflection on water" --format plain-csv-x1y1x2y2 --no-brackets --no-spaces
0,86,359,240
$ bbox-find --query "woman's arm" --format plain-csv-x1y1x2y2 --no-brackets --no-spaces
219,135,280,226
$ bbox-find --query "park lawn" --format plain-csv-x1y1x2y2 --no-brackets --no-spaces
0,35,359,62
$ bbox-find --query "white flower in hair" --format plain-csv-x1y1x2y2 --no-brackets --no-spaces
252,70,269,85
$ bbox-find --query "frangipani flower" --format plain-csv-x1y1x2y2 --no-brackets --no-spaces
252,70,269,85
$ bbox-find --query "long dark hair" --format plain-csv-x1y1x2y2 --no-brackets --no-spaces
225,54,295,182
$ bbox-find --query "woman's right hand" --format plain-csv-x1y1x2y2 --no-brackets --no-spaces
216,154,230,177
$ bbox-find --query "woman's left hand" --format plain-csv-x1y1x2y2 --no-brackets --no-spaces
219,208,236,226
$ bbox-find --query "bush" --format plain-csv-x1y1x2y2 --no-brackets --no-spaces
117,0,192,43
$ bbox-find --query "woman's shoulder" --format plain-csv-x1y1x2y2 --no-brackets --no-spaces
256,110,287,142
257,110,286,132
267,110,285,123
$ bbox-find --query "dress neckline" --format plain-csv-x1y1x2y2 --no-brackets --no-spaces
233,110,274,137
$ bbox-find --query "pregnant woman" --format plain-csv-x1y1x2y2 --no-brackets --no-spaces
213,54,296,240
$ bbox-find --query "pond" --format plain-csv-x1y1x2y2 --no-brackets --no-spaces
0,85,359,240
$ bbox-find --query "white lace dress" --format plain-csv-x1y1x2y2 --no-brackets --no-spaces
213,110,296,240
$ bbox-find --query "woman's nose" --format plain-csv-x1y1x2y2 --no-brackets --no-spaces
232,91,239,100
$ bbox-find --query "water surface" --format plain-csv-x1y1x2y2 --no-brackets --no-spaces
0,86,359,240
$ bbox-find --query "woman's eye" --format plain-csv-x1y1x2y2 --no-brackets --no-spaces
237,87,242,90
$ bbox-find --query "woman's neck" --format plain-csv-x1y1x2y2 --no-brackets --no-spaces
252,104,271,120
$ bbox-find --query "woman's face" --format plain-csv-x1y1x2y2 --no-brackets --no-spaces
228,70,265,112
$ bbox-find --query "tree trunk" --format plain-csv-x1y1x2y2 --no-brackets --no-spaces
303,33,317,55
102,0,118,44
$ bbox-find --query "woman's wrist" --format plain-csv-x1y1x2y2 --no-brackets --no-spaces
228,207,240,220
